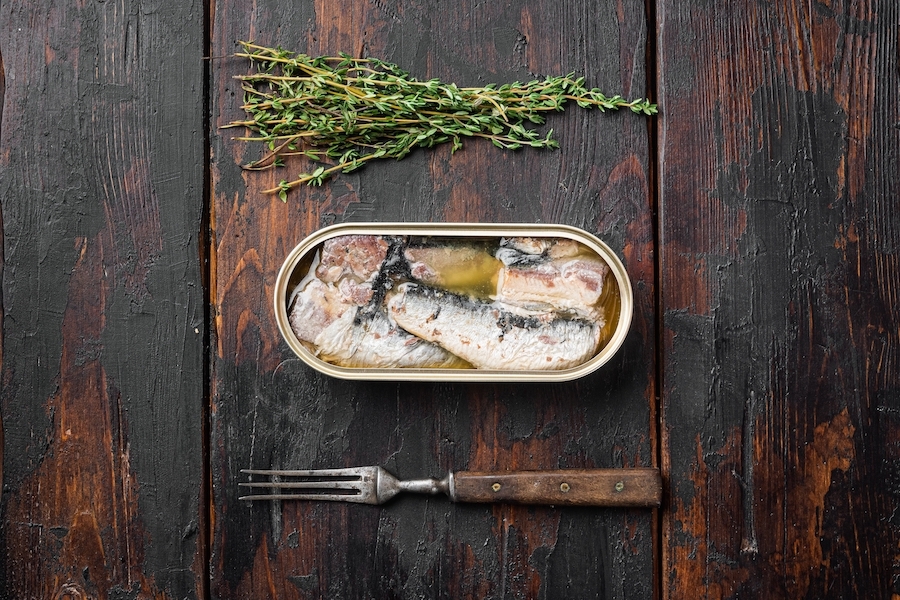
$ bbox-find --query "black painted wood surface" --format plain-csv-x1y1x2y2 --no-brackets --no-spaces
0,1,207,598
658,0,900,598
1,0,898,598
209,1,656,598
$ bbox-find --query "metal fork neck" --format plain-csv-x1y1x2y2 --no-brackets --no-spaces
378,473,452,502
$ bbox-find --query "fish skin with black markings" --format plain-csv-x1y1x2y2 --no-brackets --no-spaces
387,283,601,371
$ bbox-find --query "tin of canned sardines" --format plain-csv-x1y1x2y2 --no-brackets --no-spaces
274,223,633,382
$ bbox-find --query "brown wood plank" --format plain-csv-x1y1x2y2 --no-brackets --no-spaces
0,1,207,597
210,1,657,597
657,0,900,597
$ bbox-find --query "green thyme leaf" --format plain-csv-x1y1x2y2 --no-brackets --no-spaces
228,41,657,197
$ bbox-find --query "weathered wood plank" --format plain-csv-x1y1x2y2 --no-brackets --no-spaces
0,30,6,520
0,1,206,597
658,0,900,597
210,0,656,597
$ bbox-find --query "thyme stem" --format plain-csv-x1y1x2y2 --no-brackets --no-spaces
228,41,658,200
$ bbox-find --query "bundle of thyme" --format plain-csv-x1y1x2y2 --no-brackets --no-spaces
227,41,657,200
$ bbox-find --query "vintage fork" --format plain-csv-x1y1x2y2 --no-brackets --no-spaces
240,466,661,507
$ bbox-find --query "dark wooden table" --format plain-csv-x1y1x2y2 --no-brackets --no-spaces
1,1,897,598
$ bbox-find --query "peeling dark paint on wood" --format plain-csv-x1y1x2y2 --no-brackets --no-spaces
660,0,900,598
1,0,896,597
0,0,206,597
3,234,162,597
0,39,5,512
210,0,655,598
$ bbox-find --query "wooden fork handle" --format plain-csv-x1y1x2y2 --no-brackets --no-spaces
450,468,662,507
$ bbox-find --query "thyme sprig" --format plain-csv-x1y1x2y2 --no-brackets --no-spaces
226,41,657,200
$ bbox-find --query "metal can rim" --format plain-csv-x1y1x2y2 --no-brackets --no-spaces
274,222,634,382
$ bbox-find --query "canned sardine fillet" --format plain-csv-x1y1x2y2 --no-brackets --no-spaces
274,223,633,382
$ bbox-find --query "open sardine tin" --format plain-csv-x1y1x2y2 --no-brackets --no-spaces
274,223,633,382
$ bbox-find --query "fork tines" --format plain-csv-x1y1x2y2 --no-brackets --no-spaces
239,468,377,503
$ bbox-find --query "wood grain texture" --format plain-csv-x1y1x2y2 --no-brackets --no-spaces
657,0,900,597
452,469,662,506
0,1,206,597
3,0,894,596
0,37,5,511
210,0,656,598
